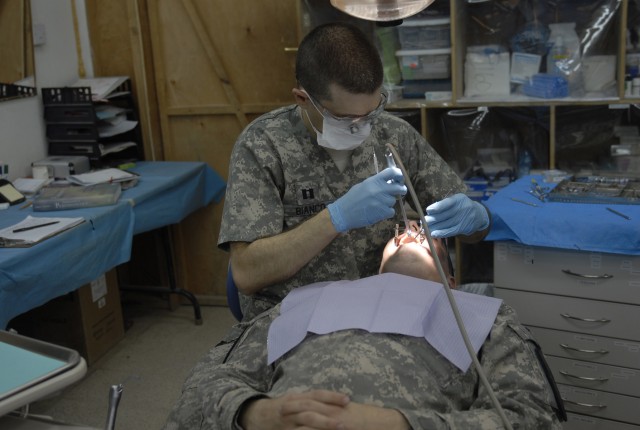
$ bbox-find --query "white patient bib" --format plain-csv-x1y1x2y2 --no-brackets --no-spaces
267,273,502,372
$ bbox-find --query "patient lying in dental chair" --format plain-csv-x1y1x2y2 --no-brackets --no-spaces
187,229,564,430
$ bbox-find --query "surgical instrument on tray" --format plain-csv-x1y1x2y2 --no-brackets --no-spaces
606,207,631,220
511,197,539,207
529,178,548,201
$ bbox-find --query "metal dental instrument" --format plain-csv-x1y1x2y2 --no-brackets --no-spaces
511,197,539,207
606,207,631,220
105,384,124,430
384,148,412,236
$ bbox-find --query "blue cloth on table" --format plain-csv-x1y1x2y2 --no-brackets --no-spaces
484,175,640,255
125,161,226,234
0,161,226,329
0,203,134,329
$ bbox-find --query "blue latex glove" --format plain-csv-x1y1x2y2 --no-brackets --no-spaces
425,193,489,238
328,167,407,233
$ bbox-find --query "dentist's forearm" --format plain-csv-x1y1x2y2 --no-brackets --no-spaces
230,209,339,295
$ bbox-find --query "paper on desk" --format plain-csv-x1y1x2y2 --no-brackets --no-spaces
0,215,85,247
12,177,51,195
267,273,502,372
67,168,138,186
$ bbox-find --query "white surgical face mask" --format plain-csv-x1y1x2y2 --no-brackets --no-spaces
305,109,372,151
302,90,385,151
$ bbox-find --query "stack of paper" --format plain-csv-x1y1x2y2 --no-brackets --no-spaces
67,168,138,186
12,178,51,195
98,142,138,156
98,116,138,138
0,216,85,247
69,76,129,101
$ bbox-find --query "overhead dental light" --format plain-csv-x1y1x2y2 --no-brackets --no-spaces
330,0,435,22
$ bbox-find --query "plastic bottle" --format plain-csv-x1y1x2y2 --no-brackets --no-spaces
546,36,568,75
547,23,582,94
548,23,580,65
518,150,532,178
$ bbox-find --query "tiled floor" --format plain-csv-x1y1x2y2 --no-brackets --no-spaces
26,297,236,430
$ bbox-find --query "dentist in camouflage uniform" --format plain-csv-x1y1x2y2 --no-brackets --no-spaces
163,22,493,430
219,22,490,321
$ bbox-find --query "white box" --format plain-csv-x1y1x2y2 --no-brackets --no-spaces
397,18,450,50
32,156,90,179
464,51,510,97
510,52,541,84
396,48,451,80
424,91,452,101
582,55,616,92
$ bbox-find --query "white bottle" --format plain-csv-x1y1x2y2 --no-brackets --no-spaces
548,23,581,64
547,23,582,93
547,36,568,75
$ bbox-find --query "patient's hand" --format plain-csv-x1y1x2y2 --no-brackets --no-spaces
240,390,348,430
333,402,411,430
240,390,410,430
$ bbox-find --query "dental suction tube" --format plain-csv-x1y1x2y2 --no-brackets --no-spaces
385,143,514,430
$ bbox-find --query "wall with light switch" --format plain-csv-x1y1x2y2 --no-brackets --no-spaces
0,0,92,180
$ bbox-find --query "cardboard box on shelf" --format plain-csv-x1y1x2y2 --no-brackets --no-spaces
9,269,125,366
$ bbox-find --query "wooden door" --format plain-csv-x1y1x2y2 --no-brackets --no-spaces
86,0,299,299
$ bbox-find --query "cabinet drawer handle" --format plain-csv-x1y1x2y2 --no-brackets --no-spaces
559,370,609,382
561,398,607,409
560,343,609,354
561,269,613,280
560,313,611,323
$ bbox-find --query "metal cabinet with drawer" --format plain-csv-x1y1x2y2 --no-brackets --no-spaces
494,241,640,429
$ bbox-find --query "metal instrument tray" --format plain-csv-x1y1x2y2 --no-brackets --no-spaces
546,176,640,205
0,330,81,403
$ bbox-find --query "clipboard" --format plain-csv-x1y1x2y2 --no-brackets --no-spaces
0,216,85,248
0,179,26,205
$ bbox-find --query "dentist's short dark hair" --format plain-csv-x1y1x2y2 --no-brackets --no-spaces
296,22,383,101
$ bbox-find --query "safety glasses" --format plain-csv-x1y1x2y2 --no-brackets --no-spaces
306,91,387,127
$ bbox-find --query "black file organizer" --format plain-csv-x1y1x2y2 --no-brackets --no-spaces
41,79,144,167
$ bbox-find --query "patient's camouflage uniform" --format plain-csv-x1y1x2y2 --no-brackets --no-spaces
203,302,562,430
218,105,466,321
199,305,561,430
163,322,250,430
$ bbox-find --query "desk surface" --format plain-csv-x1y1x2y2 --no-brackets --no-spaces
0,161,226,329
484,175,640,255
125,162,225,234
